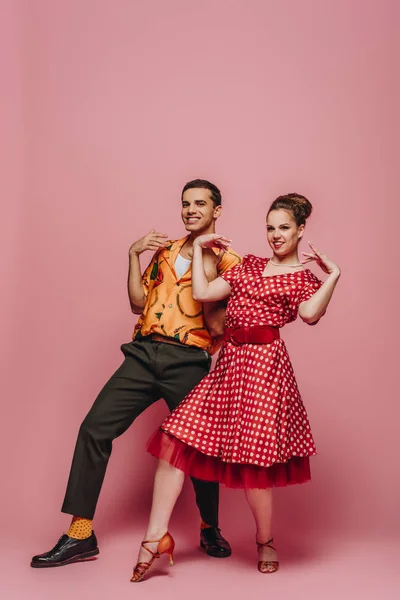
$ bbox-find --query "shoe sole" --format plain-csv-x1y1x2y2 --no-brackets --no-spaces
31,548,99,568
200,541,232,558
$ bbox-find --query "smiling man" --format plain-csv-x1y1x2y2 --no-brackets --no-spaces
31,179,241,569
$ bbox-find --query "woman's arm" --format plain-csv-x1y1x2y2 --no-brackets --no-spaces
299,242,341,324
192,235,232,302
299,272,340,323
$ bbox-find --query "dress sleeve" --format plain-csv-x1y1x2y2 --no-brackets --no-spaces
298,272,324,303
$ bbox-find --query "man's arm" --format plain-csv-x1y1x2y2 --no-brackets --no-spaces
203,300,228,338
127,252,147,314
128,229,168,314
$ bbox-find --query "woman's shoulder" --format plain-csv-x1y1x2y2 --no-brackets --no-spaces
302,268,323,285
242,254,267,266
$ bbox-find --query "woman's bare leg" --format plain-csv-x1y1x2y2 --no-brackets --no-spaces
244,488,278,569
136,459,185,564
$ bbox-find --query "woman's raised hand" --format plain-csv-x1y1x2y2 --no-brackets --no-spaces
301,242,341,276
193,233,232,251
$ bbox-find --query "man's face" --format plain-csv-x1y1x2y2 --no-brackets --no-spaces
181,188,221,233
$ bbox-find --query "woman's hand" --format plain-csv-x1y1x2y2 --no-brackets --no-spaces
301,242,340,277
193,233,231,251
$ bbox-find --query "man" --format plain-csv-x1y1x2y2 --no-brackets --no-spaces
31,179,241,568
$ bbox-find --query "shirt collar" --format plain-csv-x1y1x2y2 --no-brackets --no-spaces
166,234,221,264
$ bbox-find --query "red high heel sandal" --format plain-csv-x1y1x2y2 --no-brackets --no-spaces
257,537,279,574
130,532,175,583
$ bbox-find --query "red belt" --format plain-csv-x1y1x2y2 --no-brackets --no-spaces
223,325,280,346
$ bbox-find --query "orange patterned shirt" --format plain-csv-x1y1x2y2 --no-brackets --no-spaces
133,236,241,354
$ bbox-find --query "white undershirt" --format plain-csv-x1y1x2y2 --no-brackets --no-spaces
175,253,192,279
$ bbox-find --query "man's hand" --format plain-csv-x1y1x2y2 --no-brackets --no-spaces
129,229,169,256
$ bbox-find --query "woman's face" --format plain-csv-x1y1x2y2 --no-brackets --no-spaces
266,209,304,257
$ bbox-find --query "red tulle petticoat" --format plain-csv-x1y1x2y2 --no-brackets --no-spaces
147,430,311,489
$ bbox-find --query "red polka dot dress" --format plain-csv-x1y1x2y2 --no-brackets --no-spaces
148,255,324,488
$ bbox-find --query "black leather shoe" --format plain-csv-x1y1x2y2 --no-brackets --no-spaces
200,527,232,558
31,533,99,568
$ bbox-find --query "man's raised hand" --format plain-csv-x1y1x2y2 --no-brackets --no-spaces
129,230,169,256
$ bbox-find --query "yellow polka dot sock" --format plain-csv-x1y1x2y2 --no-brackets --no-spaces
67,516,93,539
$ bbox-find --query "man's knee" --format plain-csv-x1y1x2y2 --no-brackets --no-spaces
78,402,129,445
78,409,105,442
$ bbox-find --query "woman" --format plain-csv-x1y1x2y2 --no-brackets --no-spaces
130,193,340,581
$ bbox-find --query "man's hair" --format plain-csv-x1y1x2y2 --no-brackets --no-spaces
181,179,222,206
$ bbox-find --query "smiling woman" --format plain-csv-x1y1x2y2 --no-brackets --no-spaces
264,193,312,270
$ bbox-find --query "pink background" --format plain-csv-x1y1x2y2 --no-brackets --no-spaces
2,0,399,598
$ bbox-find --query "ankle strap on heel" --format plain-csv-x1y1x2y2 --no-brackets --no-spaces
256,537,276,551
141,540,160,559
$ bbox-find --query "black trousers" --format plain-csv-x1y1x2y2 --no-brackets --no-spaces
61,338,219,525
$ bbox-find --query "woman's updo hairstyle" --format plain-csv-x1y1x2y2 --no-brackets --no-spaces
267,193,313,226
